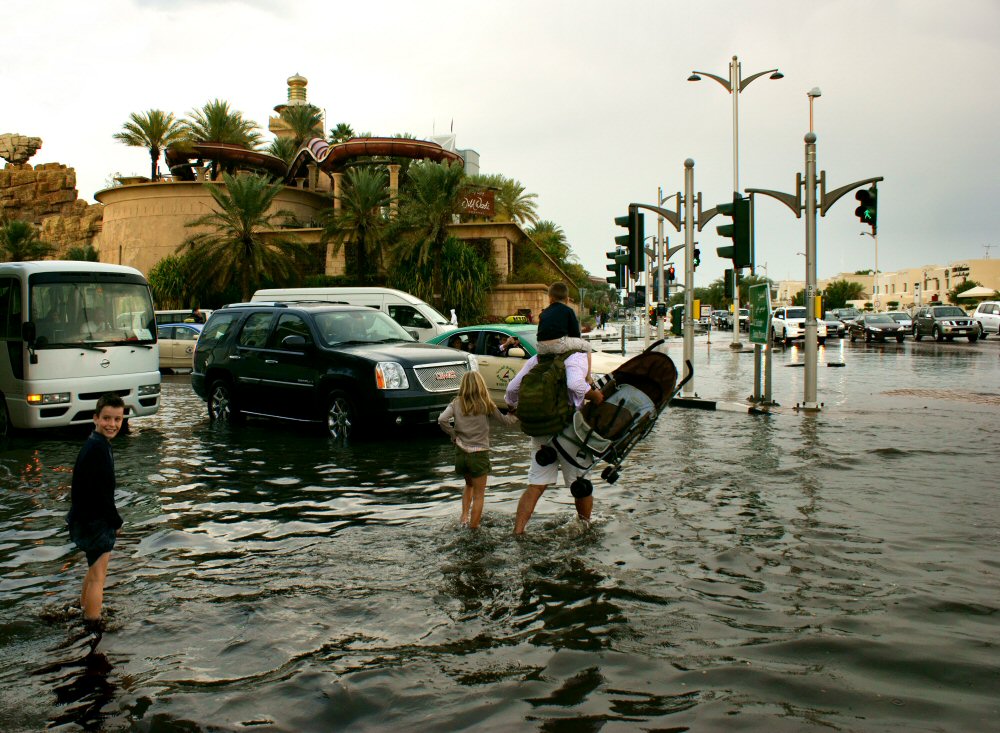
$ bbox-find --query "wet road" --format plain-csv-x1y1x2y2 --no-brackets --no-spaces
1,336,998,731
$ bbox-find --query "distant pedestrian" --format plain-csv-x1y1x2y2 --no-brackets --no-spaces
187,307,206,324
450,309,458,327
438,371,517,528
67,393,126,627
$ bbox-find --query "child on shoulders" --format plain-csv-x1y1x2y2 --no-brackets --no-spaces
536,282,592,381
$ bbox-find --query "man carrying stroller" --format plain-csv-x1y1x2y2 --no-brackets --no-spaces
505,349,605,535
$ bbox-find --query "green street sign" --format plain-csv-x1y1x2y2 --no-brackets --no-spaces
749,282,772,345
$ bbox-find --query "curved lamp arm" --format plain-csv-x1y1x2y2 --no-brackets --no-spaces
739,69,780,92
690,70,732,92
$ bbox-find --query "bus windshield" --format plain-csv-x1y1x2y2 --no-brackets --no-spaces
30,279,156,347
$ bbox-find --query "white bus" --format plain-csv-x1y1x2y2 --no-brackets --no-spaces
0,261,161,436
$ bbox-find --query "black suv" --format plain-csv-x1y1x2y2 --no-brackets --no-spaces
191,302,475,438
912,305,978,343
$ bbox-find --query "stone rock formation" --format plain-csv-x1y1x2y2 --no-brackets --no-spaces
0,134,43,165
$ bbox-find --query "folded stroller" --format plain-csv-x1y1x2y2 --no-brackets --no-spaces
540,341,692,493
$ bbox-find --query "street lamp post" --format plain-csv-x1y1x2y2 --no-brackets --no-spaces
689,55,783,350
860,231,879,312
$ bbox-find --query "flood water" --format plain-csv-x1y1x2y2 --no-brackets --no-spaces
1,337,998,731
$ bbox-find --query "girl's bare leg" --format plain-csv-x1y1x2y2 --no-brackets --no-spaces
461,480,474,525
468,475,488,529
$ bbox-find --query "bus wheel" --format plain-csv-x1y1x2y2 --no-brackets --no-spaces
0,397,10,439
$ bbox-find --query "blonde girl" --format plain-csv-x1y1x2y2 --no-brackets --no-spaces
438,370,517,528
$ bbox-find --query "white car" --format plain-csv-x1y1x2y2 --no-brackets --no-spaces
157,323,203,371
885,311,914,336
771,306,827,346
970,301,1000,339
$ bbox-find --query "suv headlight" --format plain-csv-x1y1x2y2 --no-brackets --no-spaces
375,362,409,390
138,384,161,396
27,392,71,405
467,354,479,372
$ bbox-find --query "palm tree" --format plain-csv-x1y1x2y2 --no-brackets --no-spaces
389,237,492,323
391,160,466,310
496,177,539,226
328,123,355,144
112,109,187,181
280,104,324,146
62,245,99,261
182,173,307,300
185,99,262,148
0,219,54,261
321,167,391,285
527,220,569,261
266,136,298,166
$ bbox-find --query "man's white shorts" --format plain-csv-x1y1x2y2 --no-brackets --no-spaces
527,435,588,488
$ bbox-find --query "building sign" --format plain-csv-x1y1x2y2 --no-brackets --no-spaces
458,189,495,217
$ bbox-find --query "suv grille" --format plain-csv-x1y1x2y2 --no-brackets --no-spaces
414,362,468,392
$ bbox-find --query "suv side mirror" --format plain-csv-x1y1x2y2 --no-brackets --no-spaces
282,334,307,349
22,321,36,344
405,328,419,340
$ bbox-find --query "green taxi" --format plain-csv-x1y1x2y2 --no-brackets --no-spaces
428,324,625,408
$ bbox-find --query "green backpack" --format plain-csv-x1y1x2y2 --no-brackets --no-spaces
517,352,577,437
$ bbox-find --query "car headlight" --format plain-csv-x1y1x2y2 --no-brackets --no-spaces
375,362,409,390
871,327,881,332
27,392,71,405
467,354,479,372
138,384,161,396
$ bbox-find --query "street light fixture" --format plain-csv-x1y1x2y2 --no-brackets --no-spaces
689,55,783,349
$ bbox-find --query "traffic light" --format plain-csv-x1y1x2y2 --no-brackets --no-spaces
605,248,628,288
716,194,751,269
667,265,675,281
855,185,877,233
724,268,735,299
693,247,701,269
614,207,645,274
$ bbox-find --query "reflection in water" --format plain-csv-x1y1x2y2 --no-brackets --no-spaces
1,347,998,731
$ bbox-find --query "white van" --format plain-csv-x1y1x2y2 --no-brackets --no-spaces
251,287,452,341
0,261,161,435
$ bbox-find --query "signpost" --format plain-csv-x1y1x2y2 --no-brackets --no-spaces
749,282,773,405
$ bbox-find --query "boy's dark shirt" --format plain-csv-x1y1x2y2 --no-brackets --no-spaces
68,431,122,530
536,301,581,341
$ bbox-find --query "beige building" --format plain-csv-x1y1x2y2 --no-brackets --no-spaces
773,258,999,309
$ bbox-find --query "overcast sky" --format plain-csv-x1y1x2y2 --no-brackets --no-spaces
3,0,998,286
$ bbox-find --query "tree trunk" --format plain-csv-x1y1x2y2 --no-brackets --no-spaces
150,147,159,181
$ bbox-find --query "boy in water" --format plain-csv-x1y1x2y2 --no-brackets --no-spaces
67,393,126,626
536,282,592,381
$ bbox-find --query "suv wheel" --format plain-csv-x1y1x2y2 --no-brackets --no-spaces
933,325,943,342
914,327,922,341
969,331,978,343
864,330,872,343
208,379,241,423
849,330,857,343
978,323,986,340
326,391,355,441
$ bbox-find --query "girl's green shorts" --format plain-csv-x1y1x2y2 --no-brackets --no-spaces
455,448,490,478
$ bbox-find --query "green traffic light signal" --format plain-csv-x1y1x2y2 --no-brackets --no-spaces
693,247,701,269
855,186,877,233
716,194,751,269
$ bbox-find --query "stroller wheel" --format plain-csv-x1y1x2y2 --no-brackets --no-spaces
601,466,620,484
570,477,594,498
535,444,557,466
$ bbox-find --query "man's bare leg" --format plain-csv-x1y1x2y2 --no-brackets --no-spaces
82,552,111,621
514,484,547,534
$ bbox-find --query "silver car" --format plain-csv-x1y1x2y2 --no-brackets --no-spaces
970,301,1000,339
886,311,913,336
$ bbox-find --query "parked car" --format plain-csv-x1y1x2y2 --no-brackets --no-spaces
885,311,914,335
822,312,846,338
156,323,203,371
191,302,476,439
711,311,728,330
771,306,827,346
912,305,978,342
155,309,212,326
719,308,749,331
847,313,907,343
428,324,625,408
969,300,1000,339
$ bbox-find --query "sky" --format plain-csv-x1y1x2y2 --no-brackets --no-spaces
3,0,998,287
